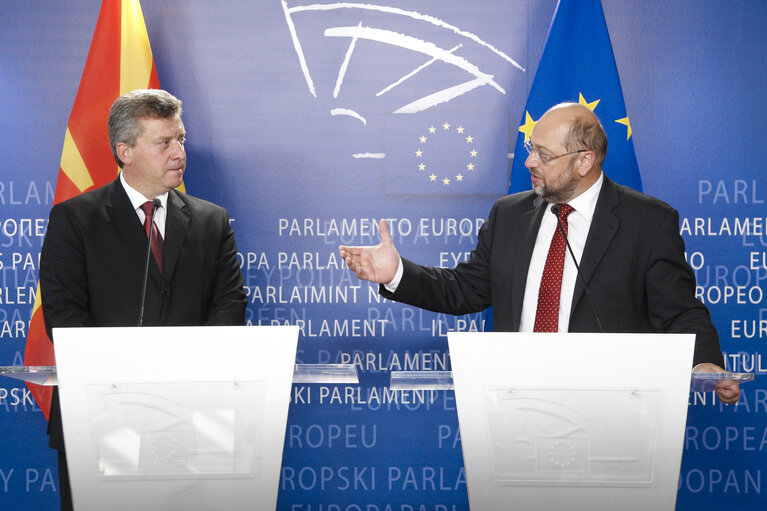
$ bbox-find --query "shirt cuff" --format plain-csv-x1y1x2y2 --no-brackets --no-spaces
383,258,404,293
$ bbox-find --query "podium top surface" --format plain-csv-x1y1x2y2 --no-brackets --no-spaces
0,364,360,386
0,366,754,390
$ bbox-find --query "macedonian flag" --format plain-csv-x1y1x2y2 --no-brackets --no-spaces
24,0,166,419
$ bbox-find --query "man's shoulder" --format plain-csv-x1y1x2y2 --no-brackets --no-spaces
170,189,229,216
492,189,539,213
51,180,117,213
610,180,677,217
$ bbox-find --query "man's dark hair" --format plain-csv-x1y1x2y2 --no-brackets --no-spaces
108,89,183,167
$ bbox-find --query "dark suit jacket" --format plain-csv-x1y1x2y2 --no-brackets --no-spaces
40,178,247,449
382,176,724,367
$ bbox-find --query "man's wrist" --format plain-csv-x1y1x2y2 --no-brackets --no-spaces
383,258,404,292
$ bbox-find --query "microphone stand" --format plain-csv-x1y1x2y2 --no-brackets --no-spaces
138,199,161,326
551,204,605,333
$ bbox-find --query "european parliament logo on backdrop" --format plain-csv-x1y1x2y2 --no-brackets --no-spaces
281,0,526,182
385,113,508,194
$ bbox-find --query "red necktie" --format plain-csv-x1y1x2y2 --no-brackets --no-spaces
140,201,163,273
534,203,575,332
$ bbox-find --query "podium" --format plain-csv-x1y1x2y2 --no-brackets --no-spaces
448,332,694,511
52,325,299,511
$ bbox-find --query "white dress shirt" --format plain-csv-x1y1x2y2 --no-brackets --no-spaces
120,172,169,238
519,173,603,332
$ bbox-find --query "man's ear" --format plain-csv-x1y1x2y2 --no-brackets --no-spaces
116,142,131,166
576,151,595,177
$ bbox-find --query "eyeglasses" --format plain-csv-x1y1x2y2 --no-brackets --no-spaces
523,139,587,164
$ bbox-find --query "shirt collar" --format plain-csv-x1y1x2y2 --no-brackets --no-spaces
566,171,603,222
119,172,169,210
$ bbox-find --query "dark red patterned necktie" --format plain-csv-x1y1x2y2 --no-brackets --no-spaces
533,203,575,332
140,201,163,273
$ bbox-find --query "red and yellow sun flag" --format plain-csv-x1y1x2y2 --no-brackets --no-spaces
24,0,169,419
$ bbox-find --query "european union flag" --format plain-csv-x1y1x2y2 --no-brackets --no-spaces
487,0,642,333
509,0,643,194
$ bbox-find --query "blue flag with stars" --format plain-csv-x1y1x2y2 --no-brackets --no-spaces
509,0,642,194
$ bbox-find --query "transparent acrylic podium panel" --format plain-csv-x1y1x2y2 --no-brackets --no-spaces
53,325,299,511
448,332,696,511
0,365,57,385
88,381,266,479
484,387,660,486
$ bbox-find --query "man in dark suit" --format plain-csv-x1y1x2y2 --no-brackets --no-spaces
339,102,739,404
39,89,247,511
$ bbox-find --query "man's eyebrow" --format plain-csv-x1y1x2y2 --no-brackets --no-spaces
530,140,554,153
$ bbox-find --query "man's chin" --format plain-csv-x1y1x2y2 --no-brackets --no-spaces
166,171,184,186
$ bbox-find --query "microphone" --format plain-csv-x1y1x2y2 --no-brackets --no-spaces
550,204,604,333
138,199,162,326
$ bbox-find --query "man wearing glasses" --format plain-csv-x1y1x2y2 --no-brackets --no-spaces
339,102,740,404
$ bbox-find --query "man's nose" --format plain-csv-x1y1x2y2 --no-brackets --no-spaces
524,151,538,169
171,140,185,157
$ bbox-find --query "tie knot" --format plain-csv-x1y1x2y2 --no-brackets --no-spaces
557,203,575,219
140,201,155,216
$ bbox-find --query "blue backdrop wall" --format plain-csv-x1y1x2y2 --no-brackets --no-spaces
1,1,765,509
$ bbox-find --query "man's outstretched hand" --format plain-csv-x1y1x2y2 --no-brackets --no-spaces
339,219,400,284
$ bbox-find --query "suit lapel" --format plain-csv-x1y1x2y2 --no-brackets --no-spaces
105,179,163,283
571,176,621,311
509,195,548,330
163,190,190,282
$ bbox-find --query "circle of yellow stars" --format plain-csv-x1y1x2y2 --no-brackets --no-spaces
414,122,478,186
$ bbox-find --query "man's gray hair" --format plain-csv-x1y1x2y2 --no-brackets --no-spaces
108,89,183,167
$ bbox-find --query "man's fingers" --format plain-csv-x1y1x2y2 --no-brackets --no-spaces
340,248,362,268
378,218,393,245
716,380,741,404
339,248,367,276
